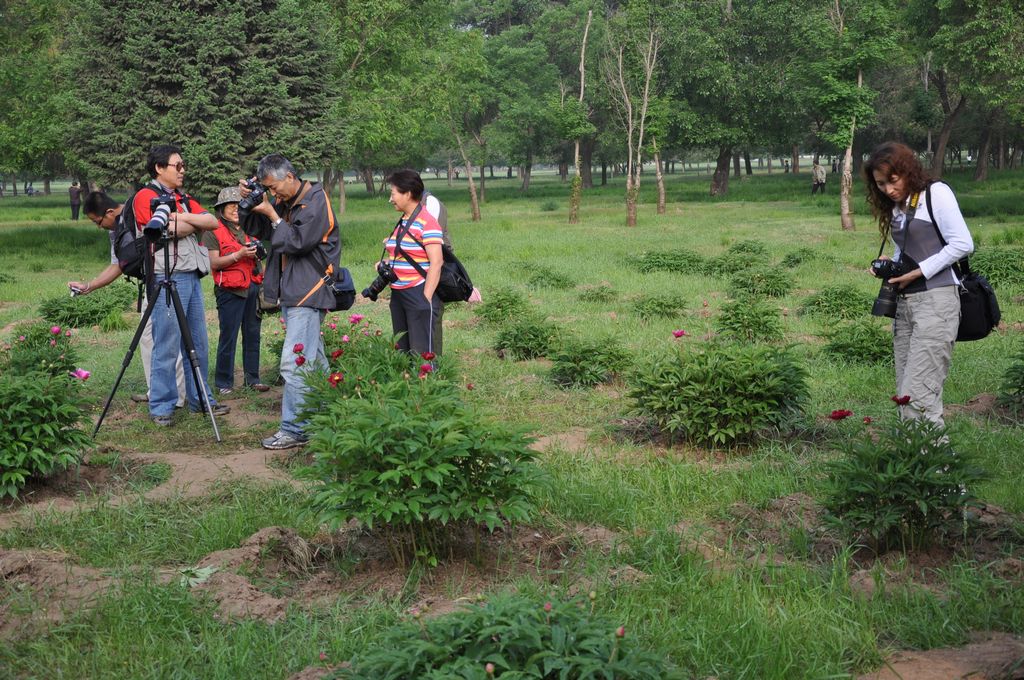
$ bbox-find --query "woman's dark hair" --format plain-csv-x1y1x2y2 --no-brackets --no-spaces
146,144,183,178
387,169,424,201
863,142,931,237
83,191,118,216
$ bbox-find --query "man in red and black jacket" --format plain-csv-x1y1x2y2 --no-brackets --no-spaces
133,144,228,427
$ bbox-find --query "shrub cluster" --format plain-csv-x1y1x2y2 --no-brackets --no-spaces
0,372,92,499
1,323,79,378
799,285,875,320
516,261,574,289
728,265,792,298
549,337,631,388
494,318,561,360
633,293,687,320
715,296,783,343
38,281,137,328
780,246,820,268
628,343,808,447
824,418,985,552
475,289,531,326
302,320,540,567
970,246,1024,287
997,342,1024,416
578,282,617,303
822,319,892,364
629,248,702,274
336,594,673,679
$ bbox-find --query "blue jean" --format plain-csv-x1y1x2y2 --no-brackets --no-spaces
214,285,262,389
279,305,326,437
150,271,217,416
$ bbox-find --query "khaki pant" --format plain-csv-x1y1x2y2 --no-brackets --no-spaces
893,286,960,427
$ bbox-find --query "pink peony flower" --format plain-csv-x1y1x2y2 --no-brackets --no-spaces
65,330,72,337
319,651,327,662
295,356,306,366
328,323,337,330
50,339,57,346
616,626,626,638
342,335,350,343
50,326,61,335
485,662,495,675
71,368,91,381
672,329,688,338
18,335,25,341
293,343,304,354
829,409,853,421
349,314,364,324
543,602,552,613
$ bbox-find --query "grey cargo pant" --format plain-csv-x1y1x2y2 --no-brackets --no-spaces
893,285,960,427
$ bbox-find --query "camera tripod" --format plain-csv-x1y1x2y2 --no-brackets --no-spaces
94,236,222,442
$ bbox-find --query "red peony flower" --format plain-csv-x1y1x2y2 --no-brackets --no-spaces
331,349,344,359
293,343,304,354
828,409,853,421
328,372,344,386
863,416,873,424
295,355,306,366
421,351,435,361
891,395,911,405
543,601,552,613
419,363,433,374
616,626,626,638
672,329,688,338
466,383,475,391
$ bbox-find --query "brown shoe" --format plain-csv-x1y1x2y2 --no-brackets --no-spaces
248,383,271,392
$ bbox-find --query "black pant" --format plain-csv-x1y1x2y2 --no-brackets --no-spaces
71,204,80,220
389,285,441,356
811,182,825,195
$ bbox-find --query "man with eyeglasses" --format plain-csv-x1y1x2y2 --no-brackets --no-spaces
132,144,227,427
69,191,185,408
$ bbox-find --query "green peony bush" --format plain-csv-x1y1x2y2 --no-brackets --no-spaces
822,319,892,364
549,337,631,388
728,265,792,298
476,289,531,326
494,318,560,360
824,418,985,552
334,593,674,679
628,343,809,447
629,248,705,274
799,285,875,321
0,371,93,499
715,296,784,343
1,323,79,378
38,281,138,328
633,293,687,320
997,341,1024,416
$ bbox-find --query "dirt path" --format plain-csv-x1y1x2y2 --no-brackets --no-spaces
859,632,1024,679
0,448,301,530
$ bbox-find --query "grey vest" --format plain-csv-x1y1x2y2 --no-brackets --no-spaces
893,192,956,294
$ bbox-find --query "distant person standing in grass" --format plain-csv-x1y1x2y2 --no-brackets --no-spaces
864,141,974,427
811,160,827,194
69,181,83,220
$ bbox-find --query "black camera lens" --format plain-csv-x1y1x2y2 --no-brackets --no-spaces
238,179,266,212
871,280,900,318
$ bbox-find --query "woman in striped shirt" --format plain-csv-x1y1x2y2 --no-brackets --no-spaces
384,169,445,356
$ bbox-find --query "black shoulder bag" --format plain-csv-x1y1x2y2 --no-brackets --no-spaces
924,182,1000,341
392,209,474,303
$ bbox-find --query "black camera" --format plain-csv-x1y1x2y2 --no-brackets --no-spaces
238,178,266,212
248,239,267,260
361,261,397,301
870,258,907,318
143,194,177,241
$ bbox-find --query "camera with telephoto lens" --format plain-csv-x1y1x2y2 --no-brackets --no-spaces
361,261,398,301
143,194,177,241
870,258,907,318
238,178,266,212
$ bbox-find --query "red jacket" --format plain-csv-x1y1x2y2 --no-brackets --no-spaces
211,222,263,290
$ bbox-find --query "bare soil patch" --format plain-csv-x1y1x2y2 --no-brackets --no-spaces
1,457,156,513
531,427,592,454
859,631,1024,680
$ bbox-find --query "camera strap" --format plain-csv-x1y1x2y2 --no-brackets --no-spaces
391,205,427,278
922,182,970,279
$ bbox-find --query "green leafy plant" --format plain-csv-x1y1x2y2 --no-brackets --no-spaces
633,293,687,320
516,262,574,289
0,272,15,284
578,283,617,303
823,418,986,552
799,285,875,321
728,265,792,298
540,199,559,212
725,239,767,256
1,323,79,378
997,342,1024,416
629,248,705,274
303,377,539,567
822,319,892,364
335,593,674,679
987,226,1024,247
494,318,560,360
549,337,631,388
0,372,93,499
715,296,784,343
38,282,137,328
476,289,531,326
99,308,129,332
628,343,809,447
969,246,1024,287
780,246,820,268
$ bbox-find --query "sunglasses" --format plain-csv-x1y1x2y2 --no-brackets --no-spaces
163,162,186,172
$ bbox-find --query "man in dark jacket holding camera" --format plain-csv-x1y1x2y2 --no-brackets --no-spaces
239,153,340,450
133,144,224,427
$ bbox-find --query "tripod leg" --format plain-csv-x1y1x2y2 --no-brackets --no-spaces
167,281,222,443
93,290,161,437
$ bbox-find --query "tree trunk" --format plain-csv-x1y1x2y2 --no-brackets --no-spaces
361,167,374,193
337,170,347,215
744,150,752,175
710,146,732,196
43,178,51,195
447,158,454,186
520,156,532,192
580,138,594,188
558,162,568,181
930,77,966,178
653,138,666,215
625,173,638,227
451,129,481,221
791,145,800,175
840,70,861,231
973,110,998,181
767,156,772,175
997,131,1005,171
601,161,607,186
10,175,17,196
732,151,741,178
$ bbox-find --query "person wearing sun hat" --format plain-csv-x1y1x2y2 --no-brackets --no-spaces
201,186,270,395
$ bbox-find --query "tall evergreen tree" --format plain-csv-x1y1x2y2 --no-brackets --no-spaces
62,0,331,199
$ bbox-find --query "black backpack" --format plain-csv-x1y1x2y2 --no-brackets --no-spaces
113,192,149,281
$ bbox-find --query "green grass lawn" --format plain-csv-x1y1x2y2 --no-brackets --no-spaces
1,168,1023,679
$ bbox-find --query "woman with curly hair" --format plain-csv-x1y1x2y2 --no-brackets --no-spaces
863,141,974,427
